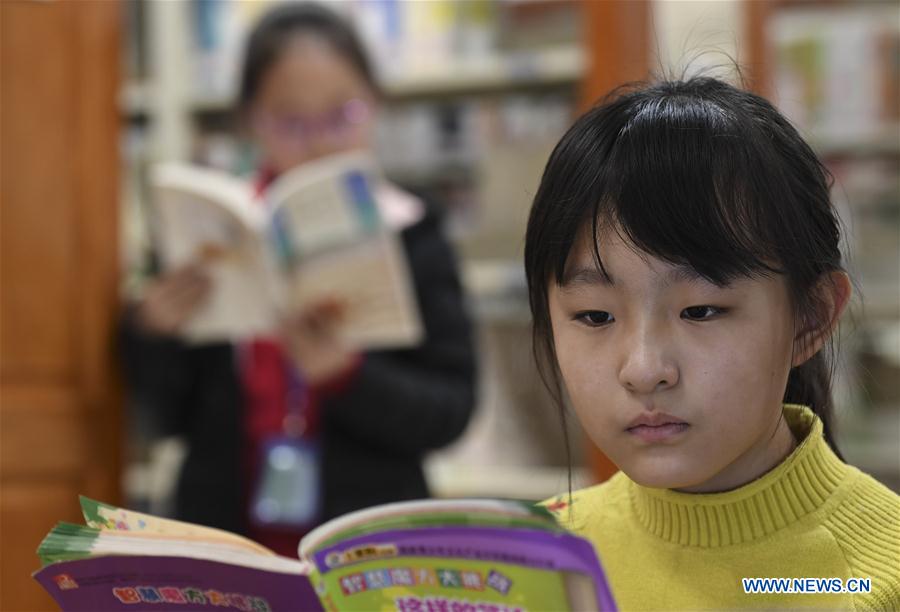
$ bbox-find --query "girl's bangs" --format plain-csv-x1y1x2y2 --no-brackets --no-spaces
575,95,786,287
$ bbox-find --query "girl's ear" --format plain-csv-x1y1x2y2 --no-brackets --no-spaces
791,271,852,368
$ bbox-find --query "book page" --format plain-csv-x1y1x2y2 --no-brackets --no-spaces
184,240,282,342
287,233,423,350
262,152,423,349
38,522,295,570
265,150,381,259
80,497,275,557
151,163,281,341
87,534,308,574
151,163,262,241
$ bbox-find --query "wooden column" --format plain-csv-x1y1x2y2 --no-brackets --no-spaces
744,0,777,97
580,0,652,108
1,1,122,609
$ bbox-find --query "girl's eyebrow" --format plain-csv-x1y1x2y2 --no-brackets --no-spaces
560,264,710,289
560,266,612,288
662,265,706,287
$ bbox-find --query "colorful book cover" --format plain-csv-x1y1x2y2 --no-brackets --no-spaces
308,526,615,611
33,555,317,611
33,497,617,611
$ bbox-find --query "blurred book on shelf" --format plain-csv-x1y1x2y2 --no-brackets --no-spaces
167,0,583,108
122,0,148,83
769,3,899,153
829,158,899,319
374,94,573,237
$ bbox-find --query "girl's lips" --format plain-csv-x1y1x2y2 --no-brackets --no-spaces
626,411,688,429
627,423,690,443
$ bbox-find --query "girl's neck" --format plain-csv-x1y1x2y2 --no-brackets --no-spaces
675,411,798,494
626,406,851,548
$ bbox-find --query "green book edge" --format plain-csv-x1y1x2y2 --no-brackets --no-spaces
78,495,118,530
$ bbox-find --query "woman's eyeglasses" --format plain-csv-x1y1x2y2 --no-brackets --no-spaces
253,98,371,145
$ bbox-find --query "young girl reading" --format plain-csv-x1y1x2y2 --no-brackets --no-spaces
123,3,475,555
526,77,899,609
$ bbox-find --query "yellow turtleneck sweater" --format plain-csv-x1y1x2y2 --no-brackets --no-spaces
543,405,900,610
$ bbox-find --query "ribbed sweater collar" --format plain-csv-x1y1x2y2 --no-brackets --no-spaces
628,404,850,547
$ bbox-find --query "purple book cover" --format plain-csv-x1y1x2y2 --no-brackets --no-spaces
311,526,617,610
34,527,616,610
33,556,322,612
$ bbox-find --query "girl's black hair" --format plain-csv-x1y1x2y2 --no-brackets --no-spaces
238,2,379,113
524,77,847,465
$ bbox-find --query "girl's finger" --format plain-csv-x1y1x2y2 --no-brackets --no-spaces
159,273,212,307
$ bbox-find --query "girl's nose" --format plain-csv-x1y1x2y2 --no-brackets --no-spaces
618,332,679,395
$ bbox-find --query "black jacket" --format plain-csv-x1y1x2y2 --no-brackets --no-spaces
121,205,477,533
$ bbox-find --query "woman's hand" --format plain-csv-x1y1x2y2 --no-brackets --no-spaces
135,264,211,336
282,298,358,386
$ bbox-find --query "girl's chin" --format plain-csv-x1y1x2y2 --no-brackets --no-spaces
622,464,712,491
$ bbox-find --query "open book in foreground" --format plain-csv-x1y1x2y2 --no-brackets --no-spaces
34,496,616,611
150,151,423,349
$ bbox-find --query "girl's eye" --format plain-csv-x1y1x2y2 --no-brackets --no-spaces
574,311,614,327
681,305,724,321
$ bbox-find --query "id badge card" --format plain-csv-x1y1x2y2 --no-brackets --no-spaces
250,436,321,530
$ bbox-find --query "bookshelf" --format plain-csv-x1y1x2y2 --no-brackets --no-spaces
121,1,585,155
747,0,900,490
120,0,586,259
123,45,586,116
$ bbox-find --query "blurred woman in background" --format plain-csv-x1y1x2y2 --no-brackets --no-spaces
123,2,476,556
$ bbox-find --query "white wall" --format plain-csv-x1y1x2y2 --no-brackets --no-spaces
652,0,746,82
